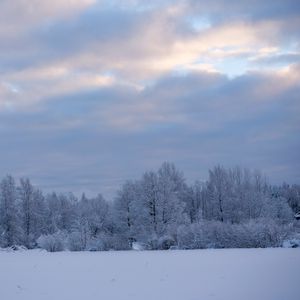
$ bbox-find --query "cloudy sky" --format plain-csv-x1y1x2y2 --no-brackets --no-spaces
0,0,299,198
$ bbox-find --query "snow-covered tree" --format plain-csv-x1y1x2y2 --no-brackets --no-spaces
0,175,20,247
19,178,36,248
113,180,139,247
0,162,297,251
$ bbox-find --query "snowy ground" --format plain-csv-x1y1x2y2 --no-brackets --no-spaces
1,248,299,300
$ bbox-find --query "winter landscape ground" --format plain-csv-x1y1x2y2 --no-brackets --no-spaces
1,248,299,300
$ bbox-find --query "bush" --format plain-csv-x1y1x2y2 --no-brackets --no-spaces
132,242,147,250
37,232,65,252
177,219,293,249
109,234,131,250
87,236,106,251
146,236,159,250
282,233,300,248
144,235,177,250
86,233,131,251
158,236,176,250
177,222,217,249
67,232,86,251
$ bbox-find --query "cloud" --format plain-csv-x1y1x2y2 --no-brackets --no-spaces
0,0,299,197
0,63,115,112
1,65,299,198
187,0,300,22
0,0,96,31
250,52,300,66
1,0,298,92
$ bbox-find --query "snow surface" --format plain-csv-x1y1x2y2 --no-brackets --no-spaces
0,248,299,300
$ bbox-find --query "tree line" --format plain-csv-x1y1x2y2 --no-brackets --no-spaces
0,162,299,251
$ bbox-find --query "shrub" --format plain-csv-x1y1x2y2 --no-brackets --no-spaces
37,232,65,252
158,235,176,250
177,219,293,249
86,233,131,251
67,231,86,251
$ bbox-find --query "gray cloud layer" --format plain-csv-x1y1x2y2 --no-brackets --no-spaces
0,0,299,198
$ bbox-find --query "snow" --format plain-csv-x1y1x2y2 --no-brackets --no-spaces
132,242,146,251
0,248,299,300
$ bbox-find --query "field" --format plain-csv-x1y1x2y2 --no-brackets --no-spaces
1,248,299,300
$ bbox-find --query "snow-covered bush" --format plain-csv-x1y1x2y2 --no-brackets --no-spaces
109,234,132,250
282,238,300,248
146,235,160,250
177,219,293,249
37,232,65,252
239,219,291,248
177,222,222,249
143,234,176,250
282,232,300,248
158,235,176,250
67,231,86,251
86,233,130,251
132,242,147,250
87,237,106,251
261,197,294,224
0,245,28,252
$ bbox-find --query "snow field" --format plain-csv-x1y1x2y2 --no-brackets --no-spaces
0,248,299,300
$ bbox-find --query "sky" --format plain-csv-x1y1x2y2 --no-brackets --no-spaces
0,0,299,199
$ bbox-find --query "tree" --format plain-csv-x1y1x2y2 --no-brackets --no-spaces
184,181,206,223
19,178,35,248
156,162,187,235
207,166,229,222
113,181,139,246
0,175,20,247
0,162,297,251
